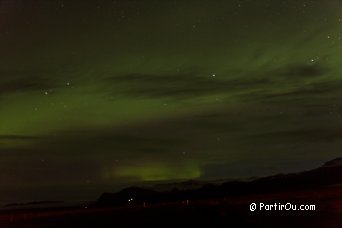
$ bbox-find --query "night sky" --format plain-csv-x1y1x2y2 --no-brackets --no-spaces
0,0,341,202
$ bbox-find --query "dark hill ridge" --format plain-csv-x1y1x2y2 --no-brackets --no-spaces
96,158,342,206
323,157,342,167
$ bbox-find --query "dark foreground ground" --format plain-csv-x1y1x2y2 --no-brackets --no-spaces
0,186,341,228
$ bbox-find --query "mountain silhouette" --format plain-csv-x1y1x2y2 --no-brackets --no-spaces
96,158,342,206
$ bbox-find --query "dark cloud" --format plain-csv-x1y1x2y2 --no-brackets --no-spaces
0,70,61,96
252,80,342,103
276,64,328,79
247,128,342,143
107,72,274,99
234,65,340,103
106,63,332,100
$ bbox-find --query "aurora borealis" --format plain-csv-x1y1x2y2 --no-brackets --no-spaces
0,0,342,202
